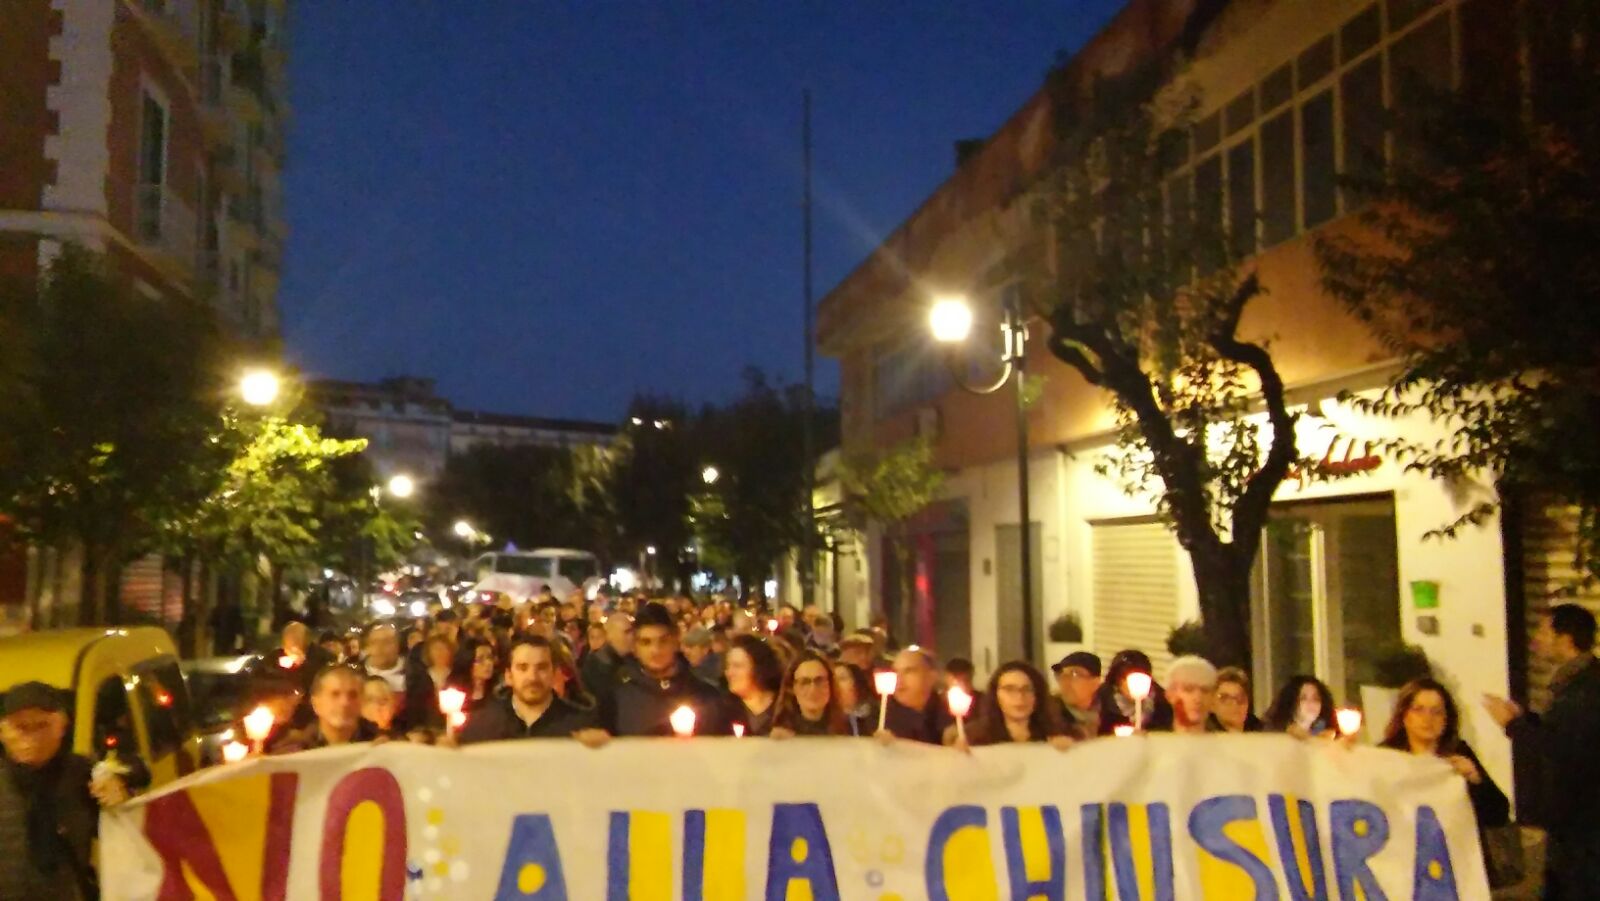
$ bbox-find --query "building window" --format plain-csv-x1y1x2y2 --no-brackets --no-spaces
136,93,168,241
1159,0,1460,256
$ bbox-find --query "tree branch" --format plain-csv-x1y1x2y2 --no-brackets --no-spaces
1207,274,1297,554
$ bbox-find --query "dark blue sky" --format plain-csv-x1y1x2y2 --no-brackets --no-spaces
280,1,1125,421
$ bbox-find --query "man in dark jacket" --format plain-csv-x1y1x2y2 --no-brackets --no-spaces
258,620,335,727
268,666,381,754
1485,603,1600,899
878,648,954,744
1,682,132,900
601,603,729,736
459,637,608,746
581,611,634,710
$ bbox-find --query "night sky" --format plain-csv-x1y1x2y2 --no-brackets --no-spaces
279,2,1126,422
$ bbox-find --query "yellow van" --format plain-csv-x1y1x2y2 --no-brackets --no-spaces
0,627,201,787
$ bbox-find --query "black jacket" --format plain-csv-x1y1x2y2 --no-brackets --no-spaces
267,719,381,754
882,694,954,744
0,751,98,901
600,657,731,737
581,645,627,710
1509,656,1600,846
459,695,596,743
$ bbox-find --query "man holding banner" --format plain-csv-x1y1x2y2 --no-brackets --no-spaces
459,637,608,746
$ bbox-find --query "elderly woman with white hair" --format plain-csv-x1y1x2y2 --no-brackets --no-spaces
1165,655,1220,735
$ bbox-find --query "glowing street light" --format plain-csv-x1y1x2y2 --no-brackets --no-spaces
702,465,720,485
453,520,475,539
239,369,281,407
929,296,975,344
386,474,415,499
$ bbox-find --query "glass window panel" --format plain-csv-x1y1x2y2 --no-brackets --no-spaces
1194,154,1224,271
1335,512,1401,704
1341,55,1386,197
1301,91,1337,228
1298,37,1335,88
1388,0,1437,32
1341,5,1382,62
1260,110,1296,246
1193,112,1221,155
1227,140,1257,258
1390,10,1454,100
1261,63,1294,112
1225,88,1256,136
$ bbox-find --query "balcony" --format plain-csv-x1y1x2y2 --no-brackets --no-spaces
135,183,198,269
136,0,201,74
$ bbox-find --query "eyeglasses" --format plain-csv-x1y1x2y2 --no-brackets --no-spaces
997,684,1035,696
1215,692,1248,706
793,676,829,689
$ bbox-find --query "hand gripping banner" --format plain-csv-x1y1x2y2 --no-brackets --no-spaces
99,733,1490,899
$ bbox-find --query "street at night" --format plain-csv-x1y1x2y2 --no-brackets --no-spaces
2,1,1599,898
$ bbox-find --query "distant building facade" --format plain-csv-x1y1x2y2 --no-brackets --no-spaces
309,377,617,481
0,0,289,337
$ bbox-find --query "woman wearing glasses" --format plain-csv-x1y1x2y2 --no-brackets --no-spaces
771,652,851,737
948,661,1078,750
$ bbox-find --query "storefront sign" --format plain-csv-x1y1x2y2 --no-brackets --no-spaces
100,734,1488,899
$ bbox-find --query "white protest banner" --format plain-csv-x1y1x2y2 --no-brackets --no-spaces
101,734,1489,900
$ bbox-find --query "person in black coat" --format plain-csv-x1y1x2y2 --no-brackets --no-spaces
1,683,135,901
581,613,635,713
458,638,607,745
599,603,729,737
1380,678,1510,831
1486,604,1600,899
1093,650,1174,735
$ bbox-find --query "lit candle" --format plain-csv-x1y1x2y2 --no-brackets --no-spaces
670,705,697,737
766,617,779,633
222,741,249,763
732,723,746,738
1335,708,1364,739
277,653,299,670
947,685,973,745
874,670,898,734
438,688,467,735
1113,724,1135,738
243,705,276,755
1124,672,1153,734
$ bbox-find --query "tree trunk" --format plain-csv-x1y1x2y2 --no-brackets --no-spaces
79,547,114,626
1191,550,1253,669
177,552,197,658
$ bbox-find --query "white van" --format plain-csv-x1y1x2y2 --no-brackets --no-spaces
471,548,602,601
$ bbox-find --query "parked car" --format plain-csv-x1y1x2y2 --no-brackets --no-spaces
182,654,301,766
0,627,201,787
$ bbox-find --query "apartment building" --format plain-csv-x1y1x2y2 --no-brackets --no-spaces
817,0,1539,792
0,0,288,337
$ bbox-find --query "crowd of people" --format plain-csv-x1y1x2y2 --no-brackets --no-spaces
3,588,1597,897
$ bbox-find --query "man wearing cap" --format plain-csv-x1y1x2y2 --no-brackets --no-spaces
1052,651,1103,736
1,682,133,900
838,632,877,671
681,627,723,685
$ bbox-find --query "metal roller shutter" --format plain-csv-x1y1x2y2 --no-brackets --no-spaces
1521,501,1600,713
1092,520,1180,676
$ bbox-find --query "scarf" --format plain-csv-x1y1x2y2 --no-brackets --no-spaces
3,750,68,876
365,659,408,693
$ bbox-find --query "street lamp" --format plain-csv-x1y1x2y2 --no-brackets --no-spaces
239,369,281,407
702,465,720,485
386,474,415,499
928,292,1036,663
453,520,475,539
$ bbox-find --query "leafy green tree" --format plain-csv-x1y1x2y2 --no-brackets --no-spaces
609,396,698,582
1019,77,1304,667
692,369,834,595
0,247,227,623
836,436,946,621
1315,1,1600,580
428,443,609,556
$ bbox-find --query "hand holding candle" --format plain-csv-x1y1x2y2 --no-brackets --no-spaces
243,705,276,755
670,704,697,737
947,685,973,745
766,617,779,634
438,688,467,735
1124,671,1153,734
874,670,898,734
1335,707,1363,739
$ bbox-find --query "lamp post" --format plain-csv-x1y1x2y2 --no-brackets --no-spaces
929,293,1035,663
